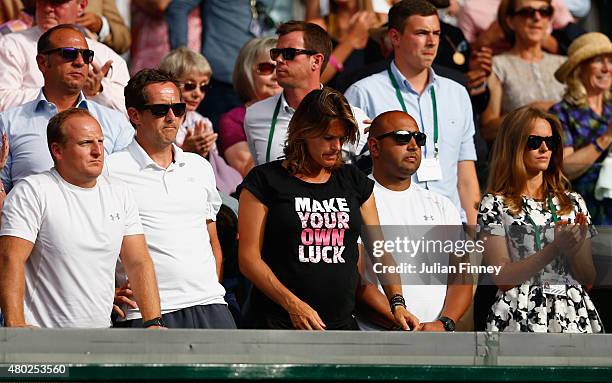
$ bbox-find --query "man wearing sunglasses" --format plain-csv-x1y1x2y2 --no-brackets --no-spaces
106,69,236,330
244,21,370,166
345,0,480,226
0,24,134,194
0,0,130,114
357,110,472,332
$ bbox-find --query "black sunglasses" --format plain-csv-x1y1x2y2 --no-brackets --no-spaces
44,0,75,5
270,48,318,61
511,6,554,18
526,135,560,151
42,47,95,64
256,62,276,75
375,130,427,146
182,82,211,93
140,103,187,118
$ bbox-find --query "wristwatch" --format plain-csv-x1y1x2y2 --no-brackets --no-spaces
437,316,455,332
142,316,165,328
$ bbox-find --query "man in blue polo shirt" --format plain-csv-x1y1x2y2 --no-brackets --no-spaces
0,24,133,193
344,0,480,225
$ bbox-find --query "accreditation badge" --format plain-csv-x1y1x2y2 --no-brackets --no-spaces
541,271,568,297
417,157,443,182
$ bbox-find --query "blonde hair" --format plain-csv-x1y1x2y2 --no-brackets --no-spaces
284,88,358,175
486,106,572,216
563,60,612,107
159,47,212,80
232,37,277,104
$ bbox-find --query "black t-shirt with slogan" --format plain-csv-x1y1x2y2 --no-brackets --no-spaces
239,160,374,329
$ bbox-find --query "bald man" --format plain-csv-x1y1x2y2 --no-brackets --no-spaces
359,111,472,331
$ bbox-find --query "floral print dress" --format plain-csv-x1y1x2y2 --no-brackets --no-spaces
478,192,603,333
549,99,612,225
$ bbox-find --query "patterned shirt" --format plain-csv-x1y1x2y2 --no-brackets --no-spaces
549,99,612,225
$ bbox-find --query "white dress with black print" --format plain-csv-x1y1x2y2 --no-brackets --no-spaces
477,192,603,333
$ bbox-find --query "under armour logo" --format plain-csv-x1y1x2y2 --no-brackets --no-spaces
110,213,120,221
423,215,434,221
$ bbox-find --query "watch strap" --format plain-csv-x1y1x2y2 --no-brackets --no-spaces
142,316,165,328
437,316,455,331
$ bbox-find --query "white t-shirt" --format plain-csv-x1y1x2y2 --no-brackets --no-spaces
0,169,143,328
370,179,462,323
106,141,226,320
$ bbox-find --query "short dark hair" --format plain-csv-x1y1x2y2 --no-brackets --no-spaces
37,24,83,53
277,21,333,72
47,108,93,160
124,69,181,111
388,0,438,34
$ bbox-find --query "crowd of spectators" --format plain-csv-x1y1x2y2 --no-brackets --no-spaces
0,0,610,334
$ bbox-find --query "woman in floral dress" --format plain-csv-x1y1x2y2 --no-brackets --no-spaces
478,106,603,333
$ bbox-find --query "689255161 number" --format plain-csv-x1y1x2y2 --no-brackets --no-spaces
1,364,69,377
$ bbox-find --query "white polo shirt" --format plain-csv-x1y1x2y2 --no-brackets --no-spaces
0,169,143,328
244,91,371,165
106,141,226,320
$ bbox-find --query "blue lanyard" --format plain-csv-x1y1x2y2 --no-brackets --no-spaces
387,66,439,155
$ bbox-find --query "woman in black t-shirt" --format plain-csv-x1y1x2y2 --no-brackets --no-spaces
238,87,418,330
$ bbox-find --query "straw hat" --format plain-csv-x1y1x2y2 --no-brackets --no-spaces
554,32,612,83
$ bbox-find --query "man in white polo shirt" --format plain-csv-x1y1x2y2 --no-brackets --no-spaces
0,108,162,328
244,21,370,165
106,69,235,329
360,110,472,331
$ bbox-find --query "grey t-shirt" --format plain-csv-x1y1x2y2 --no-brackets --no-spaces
493,52,566,114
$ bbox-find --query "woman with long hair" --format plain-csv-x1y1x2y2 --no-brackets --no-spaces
478,106,602,332
238,87,417,330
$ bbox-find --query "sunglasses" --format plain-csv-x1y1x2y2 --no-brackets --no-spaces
182,82,211,93
256,62,276,75
42,47,95,64
375,130,427,146
526,135,560,151
44,0,73,5
140,103,187,118
270,48,318,61
511,6,554,18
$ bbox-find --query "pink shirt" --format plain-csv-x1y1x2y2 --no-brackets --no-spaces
130,6,201,76
218,105,247,156
0,26,130,114
458,0,574,43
